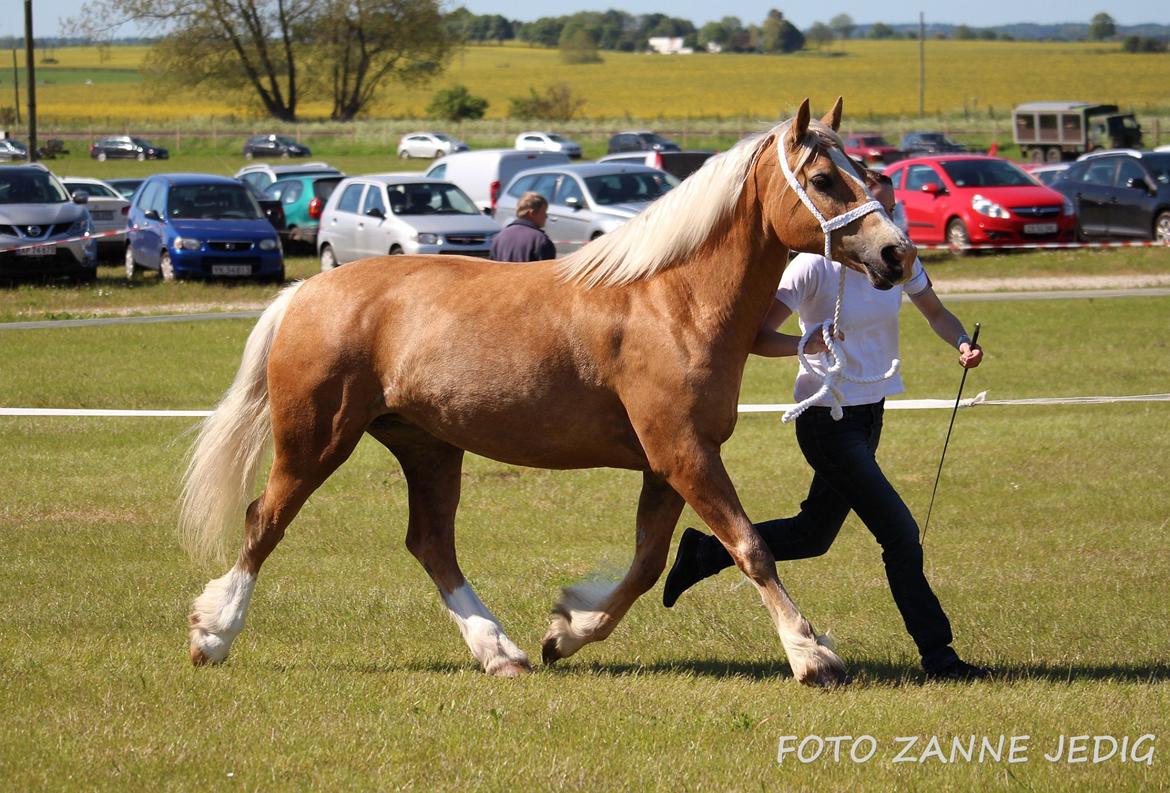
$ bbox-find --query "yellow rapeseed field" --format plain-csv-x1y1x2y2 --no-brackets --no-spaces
18,40,1170,124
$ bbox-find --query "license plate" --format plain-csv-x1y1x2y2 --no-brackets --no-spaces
211,265,252,276
90,210,112,220
16,245,55,257
1024,223,1058,235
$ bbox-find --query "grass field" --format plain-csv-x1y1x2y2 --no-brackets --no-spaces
0,254,1168,789
9,40,1170,128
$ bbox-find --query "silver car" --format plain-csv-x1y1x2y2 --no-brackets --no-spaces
317,174,501,269
494,163,678,255
0,164,96,281
514,131,582,159
63,176,130,261
397,132,469,160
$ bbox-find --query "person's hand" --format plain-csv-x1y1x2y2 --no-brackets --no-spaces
805,326,841,355
959,342,983,368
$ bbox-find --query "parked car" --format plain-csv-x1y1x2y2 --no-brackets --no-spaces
235,162,342,193
124,173,284,282
243,134,311,160
597,150,715,181
424,149,570,214
317,175,501,269
843,133,901,166
106,178,145,200
0,138,28,161
0,163,96,282
1050,150,1170,243
885,155,1076,248
514,131,582,159
1022,162,1072,187
1012,102,1142,163
607,131,680,154
397,132,469,160
899,132,966,156
495,163,678,256
89,135,169,161
263,173,344,247
61,176,130,261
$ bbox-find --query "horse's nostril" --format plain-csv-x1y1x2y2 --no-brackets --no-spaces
881,245,904,275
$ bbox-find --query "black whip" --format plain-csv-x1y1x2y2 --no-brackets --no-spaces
920,322,980,546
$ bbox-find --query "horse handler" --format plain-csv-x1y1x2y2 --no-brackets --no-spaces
663,173,989,682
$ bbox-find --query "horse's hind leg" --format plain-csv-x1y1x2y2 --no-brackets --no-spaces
189,416,366,666
376,429,530,677
542,472,684,663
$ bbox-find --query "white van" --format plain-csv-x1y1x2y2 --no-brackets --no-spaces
424,149,570,215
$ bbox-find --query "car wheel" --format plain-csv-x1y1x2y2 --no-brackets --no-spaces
1045,147,1062,163
281,151,290,159
159,250,176,282
96,151,107,162
320,244,338,272
75,269,97,284
124,246,140,281
136,152,146,162
433,150,443,159
389,245,404,255
399,150,411,160
946,218,970,254
1155,212,1170,246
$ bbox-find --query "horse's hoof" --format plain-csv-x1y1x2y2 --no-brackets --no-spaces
540,635,562,665
489,660,531,678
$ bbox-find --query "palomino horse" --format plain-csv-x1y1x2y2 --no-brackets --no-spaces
180,99,915,686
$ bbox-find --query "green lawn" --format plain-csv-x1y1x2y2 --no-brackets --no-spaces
0,286,1167,789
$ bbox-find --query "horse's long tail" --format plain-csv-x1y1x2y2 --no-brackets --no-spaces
179,281,305,561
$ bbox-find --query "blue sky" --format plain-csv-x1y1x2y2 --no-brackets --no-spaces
3,0,1164,38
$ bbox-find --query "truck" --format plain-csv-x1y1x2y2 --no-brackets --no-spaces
1012,102,1143,163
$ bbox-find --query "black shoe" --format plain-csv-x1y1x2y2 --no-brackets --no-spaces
662,527,711,608
925,658,991,682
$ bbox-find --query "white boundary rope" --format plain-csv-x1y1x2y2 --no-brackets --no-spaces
5,392,1170,418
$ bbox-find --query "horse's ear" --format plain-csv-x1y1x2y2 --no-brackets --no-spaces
821,97,843,132
787,98,811,151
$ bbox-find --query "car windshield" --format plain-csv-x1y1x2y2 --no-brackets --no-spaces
275,136,296,145
168,184,263,219
0,171,70,204
432,134,452,142
66,181,119,198
585,171,676,205
637,133,665,143
547,134,565,142
131,138,154,147
1142,155,1170,185
940,160,1033,188
386,183,478,215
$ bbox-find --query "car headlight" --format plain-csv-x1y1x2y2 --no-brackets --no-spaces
1062,195,1076,216
971,194,1010,219
173,237,201,251
414,232,440,245
259,237,279,251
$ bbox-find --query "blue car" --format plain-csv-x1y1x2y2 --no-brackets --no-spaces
124,173,284,282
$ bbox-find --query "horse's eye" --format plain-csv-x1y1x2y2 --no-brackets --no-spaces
810,173,833,191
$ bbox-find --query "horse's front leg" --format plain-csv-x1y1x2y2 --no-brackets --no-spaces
662,441,847,687
541,471,684,663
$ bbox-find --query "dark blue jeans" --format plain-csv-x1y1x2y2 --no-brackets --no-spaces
700,401,959,672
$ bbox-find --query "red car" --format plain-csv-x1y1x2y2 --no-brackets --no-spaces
843,133,901,166
886,155,1077,247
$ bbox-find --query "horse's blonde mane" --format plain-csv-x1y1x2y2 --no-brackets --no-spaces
556,118,843,289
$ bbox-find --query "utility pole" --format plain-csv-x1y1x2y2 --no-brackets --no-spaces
917,12,926,118
24,0,37,162
11,50,19,125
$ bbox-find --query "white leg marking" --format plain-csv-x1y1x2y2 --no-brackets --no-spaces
545,580,619,659
189,566,256,663
443,583,529,675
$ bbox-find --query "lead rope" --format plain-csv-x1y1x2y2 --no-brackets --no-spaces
776,140,898,423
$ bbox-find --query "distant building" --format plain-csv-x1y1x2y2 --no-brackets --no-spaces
647,37,694,55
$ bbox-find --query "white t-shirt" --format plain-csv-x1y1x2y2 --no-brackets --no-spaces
776,253,931,406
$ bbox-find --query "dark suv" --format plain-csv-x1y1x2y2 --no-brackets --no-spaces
899,131,966,155
89,135,169,161
1052,150,1170,243
607,130,681,154
243,134,312,160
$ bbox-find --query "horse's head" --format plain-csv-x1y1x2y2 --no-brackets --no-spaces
770,98,915,290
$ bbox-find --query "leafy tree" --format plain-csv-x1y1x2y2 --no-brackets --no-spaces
758,9,804,53
805,22,834,48
560,23,603,64
829,13,855,40
954,24,977,40
517,17,564,48
426,84,487,121
700,20,732,49
507,82,585,121
868,22,895,40
1088,12,1116,40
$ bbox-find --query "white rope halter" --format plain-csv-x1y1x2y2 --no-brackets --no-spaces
776,137,898,423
